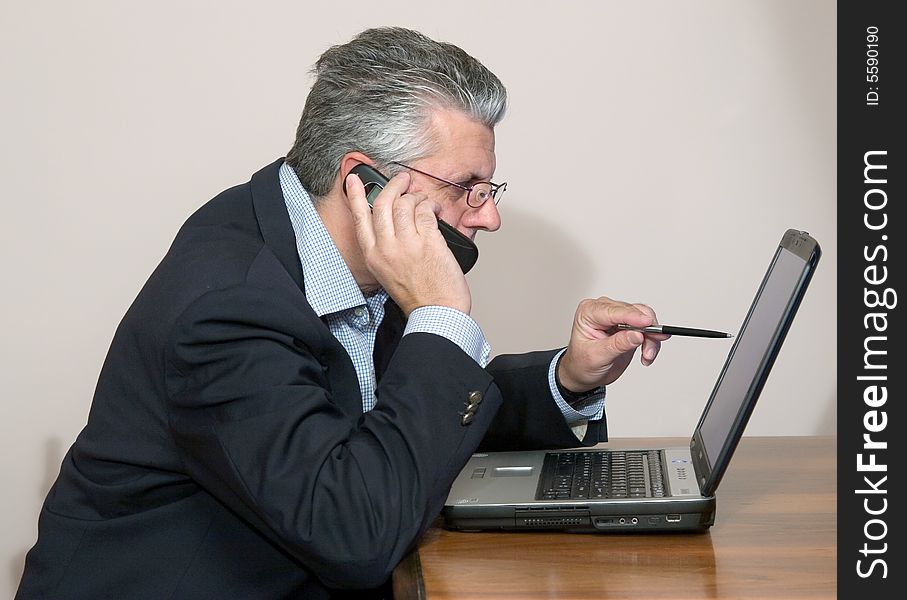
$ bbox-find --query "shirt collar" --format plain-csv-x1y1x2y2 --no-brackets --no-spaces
279,162,380,317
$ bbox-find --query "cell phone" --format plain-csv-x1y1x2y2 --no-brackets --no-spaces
346,163,479,274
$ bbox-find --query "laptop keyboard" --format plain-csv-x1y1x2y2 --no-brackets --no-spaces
536,450,666,500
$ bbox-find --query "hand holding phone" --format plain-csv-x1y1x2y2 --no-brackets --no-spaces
347,164,479,274
343,164,473,316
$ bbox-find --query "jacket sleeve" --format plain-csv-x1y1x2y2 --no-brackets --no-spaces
481,350,607,452
164,271,499,589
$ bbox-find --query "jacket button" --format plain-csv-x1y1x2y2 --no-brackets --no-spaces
465,391,482,411
461,412,475,426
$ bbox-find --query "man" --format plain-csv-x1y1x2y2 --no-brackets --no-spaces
17,27,663,598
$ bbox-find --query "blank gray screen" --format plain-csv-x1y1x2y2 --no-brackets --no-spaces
699,247,808,462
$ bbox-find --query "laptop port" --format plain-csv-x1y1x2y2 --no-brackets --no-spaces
666,514,682,522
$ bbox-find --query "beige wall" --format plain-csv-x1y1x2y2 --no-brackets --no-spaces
1,0,835,594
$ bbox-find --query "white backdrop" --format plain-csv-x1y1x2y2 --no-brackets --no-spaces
1,1,835,594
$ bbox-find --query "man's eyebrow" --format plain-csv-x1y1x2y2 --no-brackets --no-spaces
450,171,489,184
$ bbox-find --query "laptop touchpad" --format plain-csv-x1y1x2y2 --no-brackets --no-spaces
492,466,534,477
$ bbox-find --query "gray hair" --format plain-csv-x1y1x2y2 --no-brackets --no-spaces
285,27,507,199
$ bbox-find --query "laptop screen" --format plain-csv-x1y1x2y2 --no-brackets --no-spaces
693,230,820,494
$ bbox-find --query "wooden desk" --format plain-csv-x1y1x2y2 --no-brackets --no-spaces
393,436,836,599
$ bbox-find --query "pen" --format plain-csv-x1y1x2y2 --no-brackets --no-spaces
616,324,734,338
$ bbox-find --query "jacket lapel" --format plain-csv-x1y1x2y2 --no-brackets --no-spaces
250,158,305,291
248,159,366,417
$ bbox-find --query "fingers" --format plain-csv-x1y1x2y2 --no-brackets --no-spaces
344,167,470,315
609,300,655,329
576,296,665,367
604,329,644,365
610,328,645,353
640,336,661,366
369,172,413,241
345,170,432,246
629,302,657,324
577,296,654,334
630,302,664,366
414,198,442,235
345,172,376,254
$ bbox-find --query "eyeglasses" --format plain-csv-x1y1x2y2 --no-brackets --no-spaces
390,161,506,208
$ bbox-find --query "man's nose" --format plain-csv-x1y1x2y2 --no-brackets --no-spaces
468,198,502,232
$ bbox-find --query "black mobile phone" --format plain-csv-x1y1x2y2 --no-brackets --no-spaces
346,163,479,274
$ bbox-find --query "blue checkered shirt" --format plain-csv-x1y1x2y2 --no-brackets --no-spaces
279,163,603,426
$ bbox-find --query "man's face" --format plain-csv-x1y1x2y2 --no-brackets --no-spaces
404,108,502,239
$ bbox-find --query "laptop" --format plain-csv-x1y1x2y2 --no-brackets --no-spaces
443,229,821,532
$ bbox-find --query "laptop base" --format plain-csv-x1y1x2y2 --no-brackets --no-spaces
444,496,715,533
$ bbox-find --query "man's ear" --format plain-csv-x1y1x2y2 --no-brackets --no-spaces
338,152,375,196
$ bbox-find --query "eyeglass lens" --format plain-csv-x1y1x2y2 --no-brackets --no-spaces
468,183,501,208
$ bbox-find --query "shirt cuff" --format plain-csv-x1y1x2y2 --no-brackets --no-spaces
549,348,605,427
404,306,491,368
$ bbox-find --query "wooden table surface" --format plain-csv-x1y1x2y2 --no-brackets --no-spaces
393,436,836,599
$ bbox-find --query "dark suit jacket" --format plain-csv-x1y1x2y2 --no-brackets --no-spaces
17,159,606,599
